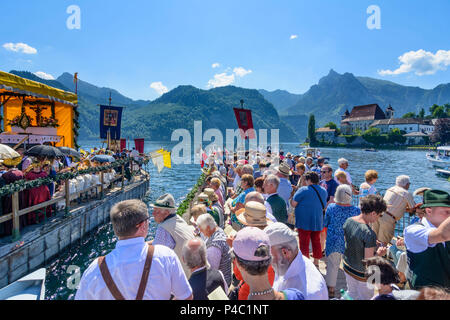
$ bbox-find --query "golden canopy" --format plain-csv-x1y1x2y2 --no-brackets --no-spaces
0,70,78,148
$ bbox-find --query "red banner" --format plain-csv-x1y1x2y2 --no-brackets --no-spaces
120,138,127,152
233,107,255,139
134,138,145,154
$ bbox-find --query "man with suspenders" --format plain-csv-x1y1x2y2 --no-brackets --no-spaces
75,199,193,300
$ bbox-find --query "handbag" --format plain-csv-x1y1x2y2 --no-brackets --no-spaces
311,185,326,216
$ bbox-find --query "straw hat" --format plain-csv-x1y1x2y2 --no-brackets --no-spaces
237,201,272,227
1,156,22,167
275,161,292,176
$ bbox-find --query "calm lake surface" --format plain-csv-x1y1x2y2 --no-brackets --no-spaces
44,141,449,300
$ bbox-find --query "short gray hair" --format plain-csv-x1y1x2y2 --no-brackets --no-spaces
396,175,410,188
242,164,254,175
265,174,280,188
245,191,265,204
196,213,217,230
335,184,353,205
338,158,348,166
182,239,209,269
110,200,149,237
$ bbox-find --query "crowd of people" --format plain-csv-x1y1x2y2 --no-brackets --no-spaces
0,146,141,237
75,149,449,300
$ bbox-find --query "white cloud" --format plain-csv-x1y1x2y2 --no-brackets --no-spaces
212,63,220,69
378,49,450,76
207,72,235,88
34,71,55,80
2,42,37,54
150,81,169,96
290,34,298,40
233,67,252,77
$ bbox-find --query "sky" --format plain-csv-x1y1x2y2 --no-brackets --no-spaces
1,0,449,101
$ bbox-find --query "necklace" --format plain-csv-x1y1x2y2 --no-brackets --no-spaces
248,288,274,297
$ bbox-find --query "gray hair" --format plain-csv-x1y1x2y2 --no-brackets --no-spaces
242,164,254,175
396,175,410,188
272,239,299,254
337,158,348,166
182,239,209,269
335,184,353,205
245,191,265,204
196,213,217,230
265,174,280,189
110,200,149,237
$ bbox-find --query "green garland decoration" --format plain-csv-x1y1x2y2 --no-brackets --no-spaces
176,172,207,217
0,159,135,197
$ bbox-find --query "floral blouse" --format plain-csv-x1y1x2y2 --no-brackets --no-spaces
324,203,360,256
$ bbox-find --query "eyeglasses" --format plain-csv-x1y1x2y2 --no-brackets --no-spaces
321,170,330,173
136,217,150,226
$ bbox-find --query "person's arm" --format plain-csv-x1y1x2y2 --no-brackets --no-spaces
206,246,222,270
428,216,450,245
152,228,176,249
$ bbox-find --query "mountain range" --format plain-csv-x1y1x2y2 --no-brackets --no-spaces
10,71,299,142
8,69,450,142
260,69,450,126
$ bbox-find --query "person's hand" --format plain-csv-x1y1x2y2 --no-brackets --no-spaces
396,238,405,247
226,235,235,248
376,246,387,257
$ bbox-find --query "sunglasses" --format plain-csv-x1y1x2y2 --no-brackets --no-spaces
136,217,150,226
321,170,331,173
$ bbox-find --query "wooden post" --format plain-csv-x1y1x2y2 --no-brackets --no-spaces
65,179,70,215
11,192,20,241
121,165,125,190
100,171,104,198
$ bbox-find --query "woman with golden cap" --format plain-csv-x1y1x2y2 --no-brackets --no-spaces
0,156,27,236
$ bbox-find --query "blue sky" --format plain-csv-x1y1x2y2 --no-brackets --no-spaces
1,0,449,100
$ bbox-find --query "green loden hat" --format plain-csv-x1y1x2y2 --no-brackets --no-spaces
420,189,450,208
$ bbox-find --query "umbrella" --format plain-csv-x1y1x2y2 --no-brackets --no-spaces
91,155,116,163
58,147,81,160
25,145,64,158
0,143,20,160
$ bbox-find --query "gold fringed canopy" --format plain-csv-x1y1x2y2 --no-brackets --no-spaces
0,70,78,148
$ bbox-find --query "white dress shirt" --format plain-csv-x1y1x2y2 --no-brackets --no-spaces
75,237,192,300
404,217,444,254
272,252,328,300
263,193,280,223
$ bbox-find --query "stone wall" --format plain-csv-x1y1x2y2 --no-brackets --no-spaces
0,177,149,288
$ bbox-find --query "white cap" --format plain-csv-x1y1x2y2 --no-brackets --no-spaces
264,222,297,247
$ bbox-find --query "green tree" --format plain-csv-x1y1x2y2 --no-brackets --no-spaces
388,128,406,144
362,127,384,145
402,112,416,119
418,108,425,119
324,122,337,130
432,105,446,118
431,118,450,144
308,114,317,145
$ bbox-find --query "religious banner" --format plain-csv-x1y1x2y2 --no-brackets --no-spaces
120,138,127,152
233,107,255,139
134,138,145,154
99,105,123,140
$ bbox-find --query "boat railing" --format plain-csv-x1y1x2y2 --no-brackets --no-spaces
0,159,149,242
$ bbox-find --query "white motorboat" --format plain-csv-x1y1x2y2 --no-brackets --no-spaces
0,268,46,300
426,146,450,169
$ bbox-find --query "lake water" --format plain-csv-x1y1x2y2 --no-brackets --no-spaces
44,141,449,300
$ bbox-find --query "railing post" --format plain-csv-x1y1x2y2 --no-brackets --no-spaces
11,192,20,241
121,165,125,190
65,179,70,216
100,171,104,198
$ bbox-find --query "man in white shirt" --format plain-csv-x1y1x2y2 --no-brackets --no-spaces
334,158,352,185
264,222,328,300
404,189,450,289
75,199,193,300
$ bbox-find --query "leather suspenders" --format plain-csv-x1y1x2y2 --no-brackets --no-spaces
98,244,155,300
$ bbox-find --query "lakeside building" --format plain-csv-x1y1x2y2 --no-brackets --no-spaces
370,118,435,134
340,104,388,135
315,127,336,142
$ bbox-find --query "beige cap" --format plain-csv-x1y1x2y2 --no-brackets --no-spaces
237,201,272,227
